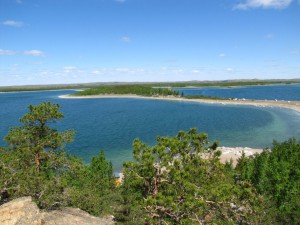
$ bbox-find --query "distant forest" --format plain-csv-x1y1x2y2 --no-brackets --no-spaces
0,79,299,92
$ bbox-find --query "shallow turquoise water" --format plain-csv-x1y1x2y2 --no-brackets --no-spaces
1,89,300,170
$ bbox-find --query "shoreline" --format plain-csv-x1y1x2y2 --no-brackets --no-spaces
217,146,263,167
59,94,300,113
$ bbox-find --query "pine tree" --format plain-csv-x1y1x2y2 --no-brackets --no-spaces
1,102,75,207
119,128,264,224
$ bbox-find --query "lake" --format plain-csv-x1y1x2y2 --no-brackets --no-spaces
1,86,300,171
174,84,300,101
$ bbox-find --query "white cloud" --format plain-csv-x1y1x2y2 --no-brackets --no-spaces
90,68,146,77
234,0,293,10
226,67,234,72
61,67,86,79
192,70,200,73
0,49,46,57
0,20,24,27
0,49,17,55
115,67,146,75
91,70,101,75
219,53,226,57
63,66,78,73
23,50,46,56
120,36,131,43
115,67,130,72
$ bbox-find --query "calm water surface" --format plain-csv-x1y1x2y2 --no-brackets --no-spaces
175,84,300,101
1,89,300,170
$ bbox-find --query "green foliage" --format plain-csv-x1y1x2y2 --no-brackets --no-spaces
90,151,114,190
1,102,75,207
236,138,300,224
73,84,180,97
118,128,265,224
64,151,118,216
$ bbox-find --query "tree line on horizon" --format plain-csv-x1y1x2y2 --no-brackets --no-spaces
0,102,299,224
1,79,299,93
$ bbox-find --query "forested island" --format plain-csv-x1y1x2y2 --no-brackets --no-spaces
0,102,299,224
72,84,181,97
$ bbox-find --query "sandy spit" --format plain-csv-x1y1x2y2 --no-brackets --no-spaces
59,94,300,113
217,146,264,167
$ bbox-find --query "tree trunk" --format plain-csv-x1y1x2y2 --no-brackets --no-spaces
35,151,40,173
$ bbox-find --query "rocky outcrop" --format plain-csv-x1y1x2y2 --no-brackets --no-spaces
0,197,42,225
0,197,115,225
42,207,114,225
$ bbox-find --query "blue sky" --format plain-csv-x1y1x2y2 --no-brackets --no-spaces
0,0,299,86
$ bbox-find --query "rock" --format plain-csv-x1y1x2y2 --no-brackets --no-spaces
43,207,115,225
0,197,42,225
0,197,115,225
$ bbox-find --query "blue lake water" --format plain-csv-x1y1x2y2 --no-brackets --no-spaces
174,84,300,101
1,88,300,171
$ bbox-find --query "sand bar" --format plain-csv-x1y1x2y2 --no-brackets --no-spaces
59,94,300,113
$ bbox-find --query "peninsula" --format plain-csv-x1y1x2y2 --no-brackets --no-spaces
56,81,300,112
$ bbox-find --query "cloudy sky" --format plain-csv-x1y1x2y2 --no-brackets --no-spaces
0,0,299,86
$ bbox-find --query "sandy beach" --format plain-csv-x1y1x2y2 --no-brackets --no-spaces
59,94,300,113
217,146,264,166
